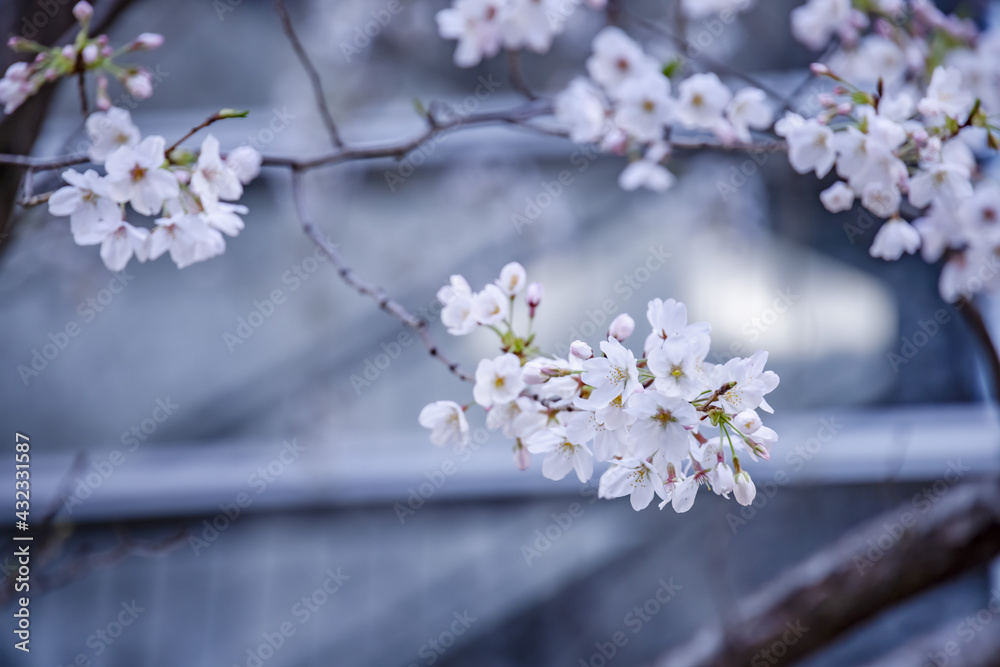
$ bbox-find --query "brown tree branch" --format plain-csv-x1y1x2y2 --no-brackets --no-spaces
272,0,344,149
652,479,1000,667
860,615,1000,667
287,168,473,383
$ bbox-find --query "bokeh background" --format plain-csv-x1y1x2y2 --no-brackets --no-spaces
1,0,999,665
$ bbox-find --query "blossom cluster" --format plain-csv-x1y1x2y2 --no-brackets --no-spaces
419,263,779,512
553,27,774,193
436,0,606,67
0,1,161,115
435,0,757,67
781,0,1000,301
47,107,262,271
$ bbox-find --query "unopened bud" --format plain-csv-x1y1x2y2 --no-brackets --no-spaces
526,282,543,316
82,43,99,65
217,108,250,119
73,1,93,23
570,340,593,360
95,73,110,110
810,62,830,76
513,441,530,471
521,361,549,385
734,471,756,506
123,70,152,99
751,442,770,460
7,37,39,53
733,410,761,435
608,313,635,342
129,33,164,51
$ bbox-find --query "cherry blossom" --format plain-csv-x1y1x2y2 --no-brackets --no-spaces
473,353,526,408
190,134,243,204
555,78,609,144
86,107,141,163
420,266,780,514
586,27,659,100
599,458,665,511
869,217,921,260
496,261,527,296
674,73,732,132
725,88,773,143
105,136,179,216
438,276,477,335
525,416,595,483
820,181,855,213
419,401,471,448
48,169,120,244
100,221,149,272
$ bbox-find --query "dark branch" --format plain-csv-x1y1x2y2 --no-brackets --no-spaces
652,479,1000,667
272,0,345,149
287,169,473,383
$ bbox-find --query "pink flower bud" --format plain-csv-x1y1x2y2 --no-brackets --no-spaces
521,360,548,385
174,169,191,185
817,93,835,108
526,281,542,317
836,102,853,115
734,471,756,506
130,33,164,51
95,74,110,111
72,1,93,23
608,314,635,342
82,43,98,65
526,281,543,307
810,62,830,76
6,36,37,52
570,340,593,360
124,70,153,99
61,45,76,60
513,441,530,471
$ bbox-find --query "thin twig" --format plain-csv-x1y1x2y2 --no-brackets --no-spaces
272,0,345,149
259,100,554,170
625,10,793,110
0,153,89,170
76,67,89,117
505,50,537,101
165,110,241,156
288,169,473,383
31,526,188,597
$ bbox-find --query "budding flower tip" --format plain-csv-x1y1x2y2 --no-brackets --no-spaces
526,281,543,308
810,62,830,76
72,1,94,23
131,33,165,51
217,108,250,119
